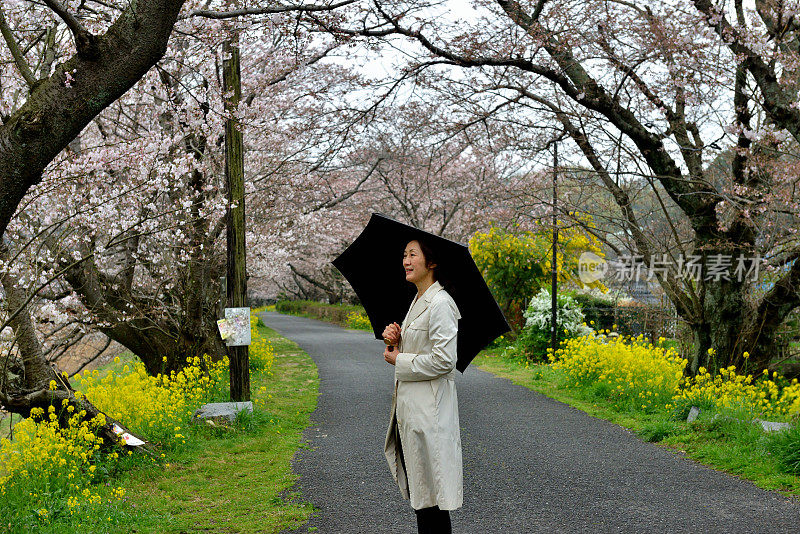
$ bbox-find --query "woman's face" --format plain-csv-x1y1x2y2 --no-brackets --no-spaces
403,240,434,284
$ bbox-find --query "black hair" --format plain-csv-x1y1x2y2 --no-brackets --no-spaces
408,235,456,299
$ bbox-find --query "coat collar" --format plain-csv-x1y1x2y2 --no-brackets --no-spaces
403,280,443,329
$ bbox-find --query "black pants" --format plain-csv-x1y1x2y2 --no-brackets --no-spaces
398,432,453,534
415,506,452,534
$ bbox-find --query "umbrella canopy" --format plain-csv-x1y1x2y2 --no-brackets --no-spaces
332,212,511,372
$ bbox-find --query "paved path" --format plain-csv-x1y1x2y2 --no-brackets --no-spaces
261,311,800,533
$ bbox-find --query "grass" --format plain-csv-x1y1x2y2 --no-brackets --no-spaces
473,349,800,498
0,412,19,441
118,323,320,533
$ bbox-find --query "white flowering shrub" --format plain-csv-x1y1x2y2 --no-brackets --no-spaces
516,289,593,360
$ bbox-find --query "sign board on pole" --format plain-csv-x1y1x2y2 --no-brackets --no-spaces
217,307,251,346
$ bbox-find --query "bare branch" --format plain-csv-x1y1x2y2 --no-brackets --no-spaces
185,0,356,19
0,7,37,88
288,263,337,295
42,0,99,58
496,0,716,219
264,43,339,88
596,25,704,177
509,86,698,319
305,157,383,214
45,329,83,363
531,0,548,21
693,0,800,142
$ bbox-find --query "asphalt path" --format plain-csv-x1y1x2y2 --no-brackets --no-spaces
261,311,800,533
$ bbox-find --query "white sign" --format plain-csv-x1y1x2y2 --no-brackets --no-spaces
111,423,145,447
218,307,251,346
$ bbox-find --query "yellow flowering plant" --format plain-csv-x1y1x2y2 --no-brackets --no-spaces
469,221,605,329
0,406,124,529
345,311,372,331
551,333,687,412
249,314,276,374
0,310,279,529
77,354,228,448
1,352,229,527
674,366,800,420
549,332,800,421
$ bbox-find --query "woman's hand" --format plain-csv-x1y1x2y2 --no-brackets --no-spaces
382,322,401,346
384,345,400,366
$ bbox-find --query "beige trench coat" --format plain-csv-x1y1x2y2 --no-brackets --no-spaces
384,280,463,510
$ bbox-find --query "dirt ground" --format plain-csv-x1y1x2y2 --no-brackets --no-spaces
55,332,127,377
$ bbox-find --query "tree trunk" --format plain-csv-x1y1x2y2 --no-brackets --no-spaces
689,276,748,373
99,317,225,377
0,0,187,241
61,252,227,377
0,249,149,450
0,386,151,453
685,250,795,376
0,242,56,390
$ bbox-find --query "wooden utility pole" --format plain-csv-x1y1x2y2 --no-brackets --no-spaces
223,37,250,401
551,139,559,355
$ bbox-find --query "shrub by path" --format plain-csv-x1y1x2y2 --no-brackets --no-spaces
261,311,799,533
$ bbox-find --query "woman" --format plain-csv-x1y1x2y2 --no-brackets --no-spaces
382,237,463,534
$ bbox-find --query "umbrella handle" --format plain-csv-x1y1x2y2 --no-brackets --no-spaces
384,338,395,352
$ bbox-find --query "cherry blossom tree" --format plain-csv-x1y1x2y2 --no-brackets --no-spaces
0,0,355,419
309,0,800,374
254,99,534,303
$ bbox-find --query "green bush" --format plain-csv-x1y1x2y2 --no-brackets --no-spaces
469,225,606,330
275,300,367,327
569,292,615,331
275,300,312,314
515,326,557,361
487,333,512,349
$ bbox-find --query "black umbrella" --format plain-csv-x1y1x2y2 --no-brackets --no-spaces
331,212,511,372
